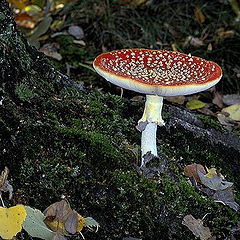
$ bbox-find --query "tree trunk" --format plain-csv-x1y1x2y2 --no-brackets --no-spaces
0,0,69,102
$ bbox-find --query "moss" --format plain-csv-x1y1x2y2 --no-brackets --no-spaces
15,83,38,101
2,82,239,239
56,35,87,65
196,114,225,132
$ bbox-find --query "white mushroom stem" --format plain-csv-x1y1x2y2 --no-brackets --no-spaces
137,95,165,167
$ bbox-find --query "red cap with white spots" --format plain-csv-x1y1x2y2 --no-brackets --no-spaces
93,49,222,96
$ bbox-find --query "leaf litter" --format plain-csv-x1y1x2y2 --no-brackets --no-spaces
183,163,239,211
182,215,212,240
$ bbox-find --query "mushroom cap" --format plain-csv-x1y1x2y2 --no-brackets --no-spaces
93,49,222,96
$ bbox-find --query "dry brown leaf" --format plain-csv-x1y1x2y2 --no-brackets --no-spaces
44,200,72,222
40,43,62,61
43,200,87,235
0,167,13,200
0,167,9,188
217,28,235,39
182,215,212,240
184,163,206,183
212,91,225,109
64,210,78,234
194,7,205,23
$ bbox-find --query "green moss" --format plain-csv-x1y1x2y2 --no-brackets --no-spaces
15,83,38,101
196,114,225,132
56,35,87,65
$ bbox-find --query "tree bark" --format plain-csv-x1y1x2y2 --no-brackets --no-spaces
0,0,70,102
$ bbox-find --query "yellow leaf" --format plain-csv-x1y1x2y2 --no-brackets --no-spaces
186,99,206,110
76,214,87,232
44,218,66,234
205,168,224,179
204,168,217,178
8,0,30,10
24,5,42,16
222,104,240,121
0,205,27,239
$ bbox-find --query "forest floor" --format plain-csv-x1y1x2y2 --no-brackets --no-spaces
1,0,240,239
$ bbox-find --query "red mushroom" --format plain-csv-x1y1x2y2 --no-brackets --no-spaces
93,49,222,167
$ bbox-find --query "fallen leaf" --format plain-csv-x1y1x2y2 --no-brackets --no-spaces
198,171,233,191
186,99,206,110
24,5,42,16
44,200,72,234
184,163,206,183
76,213,87,232
0,167,13,200
8,0,30,10
222,104,240,121
23,206,55,240
217,113,234,130
204,168,223,178
182,215,212,240
0,205,27,239
44,200,72,222
40,43,62,61
0,167,9,188
212,91,225,109
44,217,66,234
222,94,240,106
217,28,235,39
213,188,239,211
194,7,205,23
44,199,88,234
68,26,84,40
43,200,96,235
15,12,31,22
64,210,79,234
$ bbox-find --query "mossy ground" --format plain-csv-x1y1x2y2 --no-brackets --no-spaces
1,84,239,239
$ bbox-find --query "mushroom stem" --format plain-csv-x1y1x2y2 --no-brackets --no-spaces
141,122,158,165
137,95,165,167
138,95,165,127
